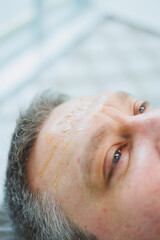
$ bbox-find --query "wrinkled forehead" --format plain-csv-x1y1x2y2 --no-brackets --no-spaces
52,91,133,116
28,91,134,191
42,91,134,136
38,91,135,157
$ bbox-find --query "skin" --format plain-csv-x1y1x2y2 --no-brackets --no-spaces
28,91,160,240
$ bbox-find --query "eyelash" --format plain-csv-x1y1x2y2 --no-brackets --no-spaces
110,102,147,177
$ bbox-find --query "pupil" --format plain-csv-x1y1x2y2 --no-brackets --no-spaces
139,105,145,113
114,151,121,163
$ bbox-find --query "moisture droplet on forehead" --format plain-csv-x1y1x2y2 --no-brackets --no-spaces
39,140,62,178
47,136,54,144
61,142,70,150
65,115,72,118
63,127,71,133
100,108,106,113
45,134,50,139
53,179,58,188
44,133,54,144
57,121,65,125
75,128,83,133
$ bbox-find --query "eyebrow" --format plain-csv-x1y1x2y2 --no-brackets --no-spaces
116,91,133,101
80,91,134,189
81,125,109,189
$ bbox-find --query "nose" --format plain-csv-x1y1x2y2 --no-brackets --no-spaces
125,109,160,151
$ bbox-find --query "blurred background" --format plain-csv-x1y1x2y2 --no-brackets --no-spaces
0,0,160,237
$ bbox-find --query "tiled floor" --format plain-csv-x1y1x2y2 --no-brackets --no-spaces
1,18,160,206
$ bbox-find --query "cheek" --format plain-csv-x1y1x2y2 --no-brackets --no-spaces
121,143,160,215
124,167,160,211
75,205,114,240
114,164,160,236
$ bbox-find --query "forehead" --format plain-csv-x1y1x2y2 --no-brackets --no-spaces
43,91,134,137
54,91,133,114
28,91,135,191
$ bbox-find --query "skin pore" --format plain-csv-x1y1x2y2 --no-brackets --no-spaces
28,91,160,240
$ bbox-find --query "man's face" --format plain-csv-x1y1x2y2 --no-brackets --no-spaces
29,91,160,240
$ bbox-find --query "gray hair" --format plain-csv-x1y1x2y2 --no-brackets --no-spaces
4,90,97,240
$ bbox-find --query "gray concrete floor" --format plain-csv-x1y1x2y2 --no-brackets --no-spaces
1,19,160,205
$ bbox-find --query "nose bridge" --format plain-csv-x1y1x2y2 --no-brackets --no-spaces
126,110,160,141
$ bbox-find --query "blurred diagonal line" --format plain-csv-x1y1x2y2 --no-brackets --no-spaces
0,15,35,42
105,14,160,38
1,10,159,106
0,3,85,68
0,13,107,105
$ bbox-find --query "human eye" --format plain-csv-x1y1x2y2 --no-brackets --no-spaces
109,147,122,178
139,101,149,114
108,145,126,179
134,101,150,115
